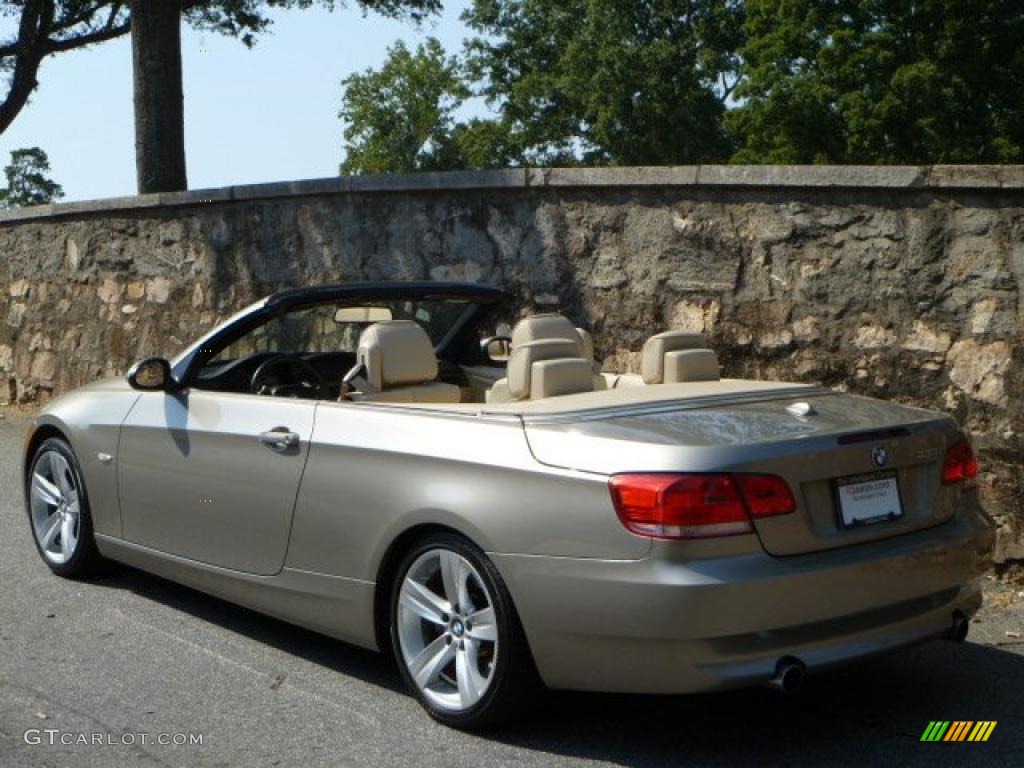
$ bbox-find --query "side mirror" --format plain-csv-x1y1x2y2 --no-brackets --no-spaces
480,336,512,363
127,357,173,391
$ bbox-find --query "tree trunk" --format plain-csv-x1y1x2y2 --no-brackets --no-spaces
0,1,55,136
130,0,187,193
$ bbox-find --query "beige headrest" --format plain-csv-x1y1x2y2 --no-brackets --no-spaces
510,314,594,361
641,330,707,384
663,348,720,383
511,314,579,347
356,321,438,390
576,327,595,362
508,339,592,400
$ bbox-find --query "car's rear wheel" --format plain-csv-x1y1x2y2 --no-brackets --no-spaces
390,533,541,728
27,437,105,578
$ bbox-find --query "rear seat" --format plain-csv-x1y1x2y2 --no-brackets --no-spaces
487,315,606,405
487,321,721,401
640,330,720,384
487,314,603,402
487,339,594,403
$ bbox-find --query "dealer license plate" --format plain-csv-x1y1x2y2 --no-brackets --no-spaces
835,472,903,527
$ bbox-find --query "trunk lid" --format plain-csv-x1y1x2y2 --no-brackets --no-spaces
523,389,963,555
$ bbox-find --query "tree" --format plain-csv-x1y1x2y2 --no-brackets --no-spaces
130,0,441,191
130,0,186,192
0,2,441,193
340,39,469,174
0,3,131,136
728,0,1024,164
0,147,64,208
462,0,745,165
340,38,519,174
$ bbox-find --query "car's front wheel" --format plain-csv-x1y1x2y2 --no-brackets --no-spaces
390,533,540,728
26,437,105,578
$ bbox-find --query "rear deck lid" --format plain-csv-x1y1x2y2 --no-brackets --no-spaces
524,389,964,555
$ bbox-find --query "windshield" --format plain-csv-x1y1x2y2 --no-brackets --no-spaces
204,298,475,365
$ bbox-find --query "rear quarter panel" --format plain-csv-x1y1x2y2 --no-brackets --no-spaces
285,402,650,581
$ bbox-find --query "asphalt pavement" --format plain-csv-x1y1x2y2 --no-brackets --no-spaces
1,408,1022,768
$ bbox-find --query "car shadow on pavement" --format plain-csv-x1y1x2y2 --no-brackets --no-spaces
491,640,1024,767
95,565,405,694
97,566,1022,766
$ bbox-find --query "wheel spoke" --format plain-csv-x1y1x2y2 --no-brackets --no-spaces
50,454,72,496
32,473,61,507
439,551,465,609
408,634,455,689
456,644,488,708
39,514,61,550
60,515,76,558
400,578,450,626
467,606,496,642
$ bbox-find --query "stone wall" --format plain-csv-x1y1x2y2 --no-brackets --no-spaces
1,166,1021,564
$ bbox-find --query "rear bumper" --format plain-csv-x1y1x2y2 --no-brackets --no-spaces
491,505,993,693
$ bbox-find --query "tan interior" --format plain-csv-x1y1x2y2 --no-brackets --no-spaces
511,314,584,350
488,338,595,403
487,314,604,402
344,314,725,406
641,330,712,384
346,321,461,403
662,348,720,383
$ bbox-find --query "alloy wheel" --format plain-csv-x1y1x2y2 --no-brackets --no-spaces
29,449,81,565
396,548,499,713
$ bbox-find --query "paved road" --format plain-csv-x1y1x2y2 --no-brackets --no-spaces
1,409,1021,768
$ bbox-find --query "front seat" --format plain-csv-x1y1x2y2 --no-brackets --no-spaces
343,321,461,403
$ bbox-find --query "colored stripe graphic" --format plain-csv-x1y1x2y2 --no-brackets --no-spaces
920,721,996,742
970,722,997,742
921,722,950,741
945,722,972,741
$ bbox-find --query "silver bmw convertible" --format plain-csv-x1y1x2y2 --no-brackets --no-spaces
23,281,994,727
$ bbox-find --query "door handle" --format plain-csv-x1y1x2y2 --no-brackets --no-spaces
259,428,300,452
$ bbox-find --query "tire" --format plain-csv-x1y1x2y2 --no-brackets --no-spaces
389,532,542,729
25,437,106,579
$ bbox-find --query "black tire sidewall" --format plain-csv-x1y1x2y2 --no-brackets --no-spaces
26,437,100,578
389,532,526,728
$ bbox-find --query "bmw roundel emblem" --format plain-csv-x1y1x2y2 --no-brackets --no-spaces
872,446,888,467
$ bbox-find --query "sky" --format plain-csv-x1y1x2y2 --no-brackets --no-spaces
0,1,478,202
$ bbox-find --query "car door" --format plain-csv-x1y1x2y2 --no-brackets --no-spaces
117,389,316,575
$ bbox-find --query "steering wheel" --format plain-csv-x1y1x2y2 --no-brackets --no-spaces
250,354,330,399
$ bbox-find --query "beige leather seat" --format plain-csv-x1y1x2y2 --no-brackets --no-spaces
640,330,720,384
487,314,603,402
510,314,593,357
344,321,461,403
487,339,595,403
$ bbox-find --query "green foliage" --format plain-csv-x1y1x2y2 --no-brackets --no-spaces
729,0,1024,164
0,147,63,209
182,1,441,47
340,38,518,174
462,0,745,165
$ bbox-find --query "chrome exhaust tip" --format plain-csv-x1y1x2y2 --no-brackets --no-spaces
948,611,969,643
769,657,806,694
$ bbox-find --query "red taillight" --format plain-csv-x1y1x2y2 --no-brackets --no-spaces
609,473,795,540
734,473,797,517
942,439,979,485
